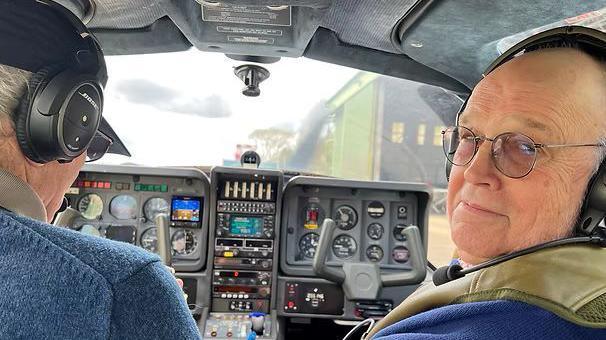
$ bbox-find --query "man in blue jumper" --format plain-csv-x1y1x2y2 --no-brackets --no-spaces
366,27,606,339
0,1,200,338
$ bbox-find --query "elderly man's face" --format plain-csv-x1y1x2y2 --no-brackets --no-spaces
447,49,606,264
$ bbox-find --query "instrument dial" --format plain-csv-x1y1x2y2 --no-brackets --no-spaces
393,224,408,242
171,229,198,256
299,232,320,259
334,205,358,230
332,234,357,259
392,246,410,263
110,195,138,220
367,201,385,218
367,223,384,240
79,224,101,237
77,193,103,220
143,198,169,221
140,227,158,253
366,245,384,262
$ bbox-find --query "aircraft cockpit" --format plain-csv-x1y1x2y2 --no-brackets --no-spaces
23,0,606,339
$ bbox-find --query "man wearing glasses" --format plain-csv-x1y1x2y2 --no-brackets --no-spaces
0,1,200,338
366,27,606,339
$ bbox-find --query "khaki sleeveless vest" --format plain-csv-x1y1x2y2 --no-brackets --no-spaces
365,245,606,339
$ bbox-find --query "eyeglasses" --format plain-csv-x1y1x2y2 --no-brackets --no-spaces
441,126,605,178
85,130,113,163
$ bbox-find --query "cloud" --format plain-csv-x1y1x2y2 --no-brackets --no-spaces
115,79,232,118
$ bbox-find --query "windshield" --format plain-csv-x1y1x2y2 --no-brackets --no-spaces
99,51,463,265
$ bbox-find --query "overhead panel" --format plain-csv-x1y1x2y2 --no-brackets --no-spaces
161,1,331,58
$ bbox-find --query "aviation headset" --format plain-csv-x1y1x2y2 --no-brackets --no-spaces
0,0,107,164
445,26,606,236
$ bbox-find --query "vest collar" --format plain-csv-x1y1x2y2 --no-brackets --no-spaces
366,244,606,338
0,169,47,221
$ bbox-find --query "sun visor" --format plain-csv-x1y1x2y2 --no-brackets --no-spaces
98,117,131,157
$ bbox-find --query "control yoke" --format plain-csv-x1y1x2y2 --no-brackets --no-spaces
312,218,426,300
155,213,172,266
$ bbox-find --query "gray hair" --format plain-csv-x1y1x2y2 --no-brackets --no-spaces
0,64,32,130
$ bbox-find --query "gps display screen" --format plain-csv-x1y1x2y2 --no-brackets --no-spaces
229,216,263,236
171,196,201,222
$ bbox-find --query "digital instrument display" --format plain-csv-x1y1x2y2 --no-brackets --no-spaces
229,216,263,236
105,225,137,244
171,196,201,222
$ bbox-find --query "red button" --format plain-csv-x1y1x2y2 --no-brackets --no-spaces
84,181,91,187
104,182,111,189
288,301,295,308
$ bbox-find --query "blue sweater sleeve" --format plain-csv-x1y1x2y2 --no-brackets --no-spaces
110,261,201,339
373,300,606,340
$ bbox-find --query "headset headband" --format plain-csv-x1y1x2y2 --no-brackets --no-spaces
484,26,606,78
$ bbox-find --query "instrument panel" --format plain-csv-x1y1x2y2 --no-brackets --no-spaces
64,164,430,331
280,177,428,277
65,165,210,272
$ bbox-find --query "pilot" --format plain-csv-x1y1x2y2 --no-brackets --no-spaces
0,1,200,338
364,27,606,339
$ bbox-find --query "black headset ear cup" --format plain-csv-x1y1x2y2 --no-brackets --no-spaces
577,160,606,235
15,66,58,163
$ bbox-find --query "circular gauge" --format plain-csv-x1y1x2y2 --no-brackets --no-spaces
302,203,325,230
332,234,357,259
366,245,384,262
110,195,138,220
367,223,384,240
367,201,385,218
77,193,103,220
298,232,319,259
171,230,198,256
392,246,410,263
334,205,358,230
393,224,408,242
140,227,158,253
80,224,100,237
144,198,170,221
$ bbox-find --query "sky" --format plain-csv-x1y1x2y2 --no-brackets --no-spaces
98,50,359,167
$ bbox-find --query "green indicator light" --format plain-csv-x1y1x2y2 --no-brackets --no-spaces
161,184,168,192
154,185,161,192
134,184,141,191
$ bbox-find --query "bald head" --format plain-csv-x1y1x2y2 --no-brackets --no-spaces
469,48,606,143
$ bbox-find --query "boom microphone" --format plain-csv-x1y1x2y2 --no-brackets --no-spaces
432,235,606,286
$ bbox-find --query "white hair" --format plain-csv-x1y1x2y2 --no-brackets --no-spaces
0,64,32,131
